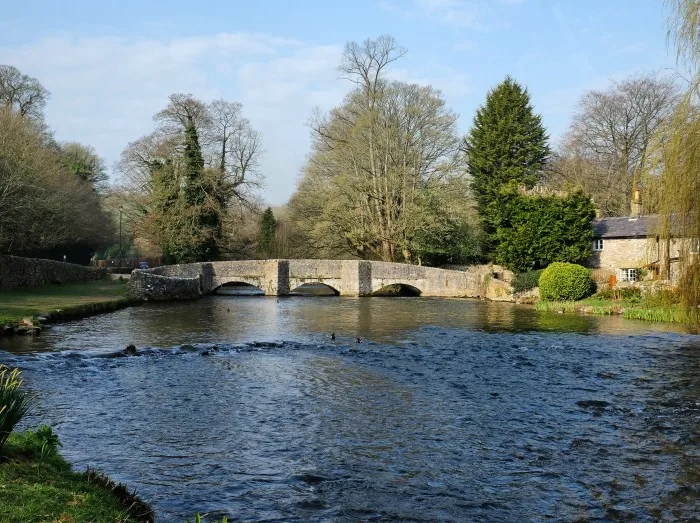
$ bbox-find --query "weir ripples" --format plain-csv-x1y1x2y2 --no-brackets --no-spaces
1,297,698,521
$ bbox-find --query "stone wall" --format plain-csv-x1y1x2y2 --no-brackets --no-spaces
589,238,656,271
129,271,200,301
0,255,106,290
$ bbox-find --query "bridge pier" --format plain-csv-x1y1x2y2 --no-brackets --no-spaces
263,259,290,296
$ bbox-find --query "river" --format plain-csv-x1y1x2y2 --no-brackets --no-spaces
1,296,698,521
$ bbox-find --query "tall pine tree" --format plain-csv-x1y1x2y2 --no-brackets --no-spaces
183,121,206,206
464,76,550,254
259,207,276,257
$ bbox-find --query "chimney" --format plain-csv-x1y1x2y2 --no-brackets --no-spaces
630,188,642,217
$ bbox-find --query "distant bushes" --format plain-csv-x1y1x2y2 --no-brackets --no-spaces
539,262,594,301
0,365,33,452
512,269,543,293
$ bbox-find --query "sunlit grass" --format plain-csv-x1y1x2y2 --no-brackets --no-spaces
0,429,153,522
536,297,690,324
0,279,130,324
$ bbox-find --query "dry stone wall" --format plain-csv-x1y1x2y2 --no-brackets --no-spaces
0,255,106,290
129,271,200,301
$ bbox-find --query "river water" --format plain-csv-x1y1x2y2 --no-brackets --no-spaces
1,296,699,521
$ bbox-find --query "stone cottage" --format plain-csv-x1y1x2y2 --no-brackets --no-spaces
589,193,697,282
589,214,657,282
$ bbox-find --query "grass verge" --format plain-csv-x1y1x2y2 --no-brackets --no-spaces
0,429,153,522
535,298,688,324
0,279,137,327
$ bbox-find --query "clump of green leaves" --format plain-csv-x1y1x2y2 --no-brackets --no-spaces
0,365,34,452
512,269,544,293
35,424,61,458
539,262,594,301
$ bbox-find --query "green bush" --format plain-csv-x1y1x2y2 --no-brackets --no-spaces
538,262,594,302
512,269,544,293
0,366,34,453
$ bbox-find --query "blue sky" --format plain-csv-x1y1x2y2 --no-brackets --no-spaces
0,0,679,204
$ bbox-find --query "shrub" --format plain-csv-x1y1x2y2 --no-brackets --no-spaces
0,366,34,453
594,287,642,302
512,269,544,293
538,262,594,302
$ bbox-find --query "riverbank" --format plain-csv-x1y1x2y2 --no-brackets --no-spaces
0,279,140,334
0,428,153,522
535,296,693,324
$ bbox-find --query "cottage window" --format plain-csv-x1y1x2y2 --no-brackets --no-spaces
621,268,638,282
593,239,604,251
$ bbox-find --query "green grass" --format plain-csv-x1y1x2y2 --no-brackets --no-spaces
535,297,690,324
0,280,131,325
0,429,153,522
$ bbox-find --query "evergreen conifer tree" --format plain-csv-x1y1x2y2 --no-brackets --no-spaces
259,207,276,257
183,121,206,206
464,76,550,254
173,121,222,262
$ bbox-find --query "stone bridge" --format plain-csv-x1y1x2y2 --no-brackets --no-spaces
129,259,513,301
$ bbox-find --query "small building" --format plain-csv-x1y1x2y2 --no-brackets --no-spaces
589,192,697,282
589,214,658,282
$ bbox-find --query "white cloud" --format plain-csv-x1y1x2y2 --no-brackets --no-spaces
0,31,476,204
0,33,344,204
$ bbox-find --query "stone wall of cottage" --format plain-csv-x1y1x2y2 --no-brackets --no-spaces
588,238,656,270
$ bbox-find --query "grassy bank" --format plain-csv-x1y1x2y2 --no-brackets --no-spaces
0,279,136,327
0,428,153,522
535,297,688,324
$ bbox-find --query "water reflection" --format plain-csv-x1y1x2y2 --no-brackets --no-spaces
0,297,693,356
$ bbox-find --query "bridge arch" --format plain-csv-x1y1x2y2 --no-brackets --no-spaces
372,282,423,296
290,282,340,296
213,279,265,295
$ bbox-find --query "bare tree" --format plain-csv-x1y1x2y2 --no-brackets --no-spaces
291,36,468,262
207,99,263,203
116,94,265,258
0,65,49,119
0,107,113,255
553,72,680,216
155,93,211,138
339,34,406,101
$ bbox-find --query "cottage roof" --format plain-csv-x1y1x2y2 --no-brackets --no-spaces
592,215,657,239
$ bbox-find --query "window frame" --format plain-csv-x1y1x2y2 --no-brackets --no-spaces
621,268,638,282
593,239,604,251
